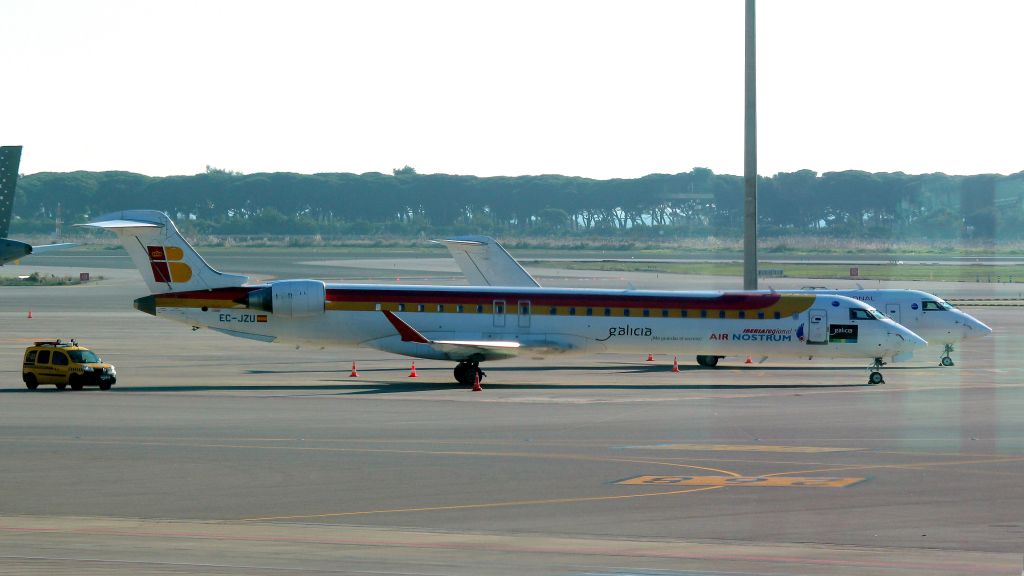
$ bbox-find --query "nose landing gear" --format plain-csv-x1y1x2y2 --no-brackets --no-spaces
868,357,886,385
454,361,485,387
940,344,955,366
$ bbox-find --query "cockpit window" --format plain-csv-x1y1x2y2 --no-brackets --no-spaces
922,300,952,311
849,308,881,320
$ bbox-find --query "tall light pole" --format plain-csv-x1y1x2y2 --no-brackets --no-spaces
743,0,758,289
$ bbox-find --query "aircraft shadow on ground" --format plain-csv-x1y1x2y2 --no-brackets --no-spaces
478,363,927,372
3,363,924,394
245,363,931,376
7,378,880,396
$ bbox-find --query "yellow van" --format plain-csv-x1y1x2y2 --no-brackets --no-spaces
22,340,117,391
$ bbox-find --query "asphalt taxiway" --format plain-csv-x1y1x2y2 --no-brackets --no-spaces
0,255,1021,575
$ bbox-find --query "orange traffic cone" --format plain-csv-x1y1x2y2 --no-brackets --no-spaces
472,371,482,392
349,361,359,377
27,309,32,319
646,353,654,362
408,361,418,378
745,356,753,364
672,355,680,373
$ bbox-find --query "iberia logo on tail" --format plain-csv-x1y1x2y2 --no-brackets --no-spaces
147,245,192,283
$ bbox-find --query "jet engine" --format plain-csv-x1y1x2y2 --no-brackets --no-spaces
246,279,325,317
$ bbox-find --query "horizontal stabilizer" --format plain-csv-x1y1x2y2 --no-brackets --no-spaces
79,219,160,229
30,242,77,254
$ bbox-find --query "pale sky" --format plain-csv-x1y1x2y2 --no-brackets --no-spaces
2,0,1022,179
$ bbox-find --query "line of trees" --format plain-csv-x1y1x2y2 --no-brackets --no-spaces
10,166,1024,240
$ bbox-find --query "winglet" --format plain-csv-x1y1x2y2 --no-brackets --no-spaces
382,310,430,343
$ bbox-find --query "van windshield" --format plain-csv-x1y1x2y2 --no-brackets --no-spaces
68,350,100,363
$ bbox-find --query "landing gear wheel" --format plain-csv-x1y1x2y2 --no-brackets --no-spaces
69,376,84,391
454,362,484,387
867,357,887,385
696,355,720,368
24,374,38,390
940,356,954,367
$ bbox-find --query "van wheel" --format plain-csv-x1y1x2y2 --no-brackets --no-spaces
70,376,84,391
24,374,38,390
99,382,112,391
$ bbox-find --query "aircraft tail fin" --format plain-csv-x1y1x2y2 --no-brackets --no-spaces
433,235,540,287
0,146,23,238
78,210,248,294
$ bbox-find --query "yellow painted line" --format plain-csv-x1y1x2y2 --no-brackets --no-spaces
755,454,1024,479
0,437,736,476
628,443,863,453
241,485,725,521
618,475,865,488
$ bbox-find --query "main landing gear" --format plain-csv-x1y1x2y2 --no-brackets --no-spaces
696,355,721,368
868,357,886,385
940,344,955,366
454,361,485,387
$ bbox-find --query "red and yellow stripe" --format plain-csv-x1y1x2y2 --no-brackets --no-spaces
147,287,815,321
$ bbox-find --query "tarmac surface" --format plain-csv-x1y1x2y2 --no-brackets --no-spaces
0,252,1021,575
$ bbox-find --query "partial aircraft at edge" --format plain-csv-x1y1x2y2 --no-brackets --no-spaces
0,146,76,265
83,211,927,386
437,235,992,367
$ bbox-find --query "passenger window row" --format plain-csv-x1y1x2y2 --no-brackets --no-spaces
377,303,781,319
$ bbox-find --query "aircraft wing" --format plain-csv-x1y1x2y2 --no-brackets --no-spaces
433,236,540,287
381,310,522,360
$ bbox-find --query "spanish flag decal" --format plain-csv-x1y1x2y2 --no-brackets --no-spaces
147,245,192,283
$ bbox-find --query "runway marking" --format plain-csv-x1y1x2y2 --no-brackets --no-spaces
0,435,746,520
618,475,865,488
240,486,725,521
623,443,863,453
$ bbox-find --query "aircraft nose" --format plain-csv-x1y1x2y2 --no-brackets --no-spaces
964,315,993,338
908,330,928,348
893,326,928,349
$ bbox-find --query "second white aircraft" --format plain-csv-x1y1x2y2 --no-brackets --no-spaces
435,236,991,367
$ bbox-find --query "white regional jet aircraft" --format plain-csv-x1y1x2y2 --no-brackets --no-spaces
82,211,926,386
435,236,992,367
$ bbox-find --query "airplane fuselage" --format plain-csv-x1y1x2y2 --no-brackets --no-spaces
136,283,920,363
